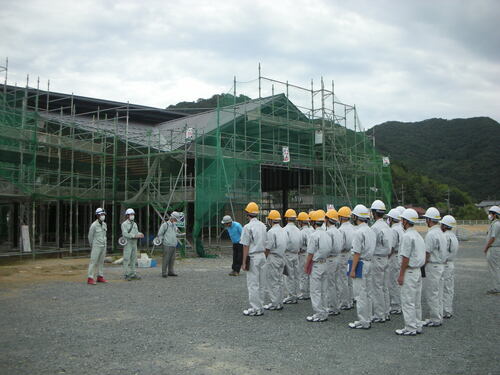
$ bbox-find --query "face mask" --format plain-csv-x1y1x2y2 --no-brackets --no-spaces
489,214,494,221
386,218,391,226
129,215,135,221
99,215,105,222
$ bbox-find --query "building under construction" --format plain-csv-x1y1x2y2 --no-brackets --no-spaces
0,62,392,257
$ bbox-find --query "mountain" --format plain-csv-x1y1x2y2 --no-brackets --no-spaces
167,93,251,114
368,117,500,201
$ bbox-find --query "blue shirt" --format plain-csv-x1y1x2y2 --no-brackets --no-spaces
227,222,243,244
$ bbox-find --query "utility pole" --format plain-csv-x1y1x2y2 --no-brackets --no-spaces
401,184,405,206
447,187,450,213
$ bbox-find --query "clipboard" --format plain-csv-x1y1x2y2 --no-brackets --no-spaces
347,259,363,278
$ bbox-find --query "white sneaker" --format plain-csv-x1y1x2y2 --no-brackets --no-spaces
243,308,263,316
395,328,417,336
348,321,370,329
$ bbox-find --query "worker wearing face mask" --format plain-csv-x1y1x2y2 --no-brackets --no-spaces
121,208,144,281
87,208,108,285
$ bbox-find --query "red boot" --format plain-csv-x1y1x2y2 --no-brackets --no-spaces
87,277,96,285
97,276,108,283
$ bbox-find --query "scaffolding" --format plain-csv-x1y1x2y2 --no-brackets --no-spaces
0,61,392,257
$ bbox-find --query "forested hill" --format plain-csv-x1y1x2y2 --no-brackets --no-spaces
367,117,500,201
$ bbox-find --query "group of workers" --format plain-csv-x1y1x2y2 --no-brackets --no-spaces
236,201,500,336
87,208,184,284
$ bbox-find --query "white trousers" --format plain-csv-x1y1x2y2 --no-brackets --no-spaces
284,252,300,299
353,260,372,327
401,268,423,332
247,252,266,311
442,261,455,315
388,254,402,311
310,261,329,319
87,245,106,279
486,247,500,291
371,256,389,319
298,252,310,297
327,256,341,311
337,252,352,307
423,263,445,324
266,254,285,307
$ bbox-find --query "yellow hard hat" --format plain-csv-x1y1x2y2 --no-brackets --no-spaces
284,209,297,218
338,206,352,218
297,212,310,221
316,209,326,218
244,202,259,214
310,210,325,222
326,209,339,221
267,210,281,221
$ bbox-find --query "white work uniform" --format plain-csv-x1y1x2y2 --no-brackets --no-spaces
370,218,393,320
338,221,356,308
486,219,500,292
307,226,332,320
388,222,405,312
326,224,344,313
298,226,314,298
423,225,448,324
283,222,302,301
240,217,268,312
87,219,107,279
265,224,288,307
442,230,459,315
157,220,180,276
399,227,426,333
121,219,139,278
351,222,376,327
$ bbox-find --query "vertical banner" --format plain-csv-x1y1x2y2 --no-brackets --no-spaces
185,127,194,140
282,146,290,163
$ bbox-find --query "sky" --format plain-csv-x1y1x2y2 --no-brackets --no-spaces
1,0,499,128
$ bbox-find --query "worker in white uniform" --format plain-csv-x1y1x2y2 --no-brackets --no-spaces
297,212,314,300
395,208,426,336
422,207,447,327
240,202,268,316
370,200,393,323
440,215,459,318
338,206,355,310
282,209,302,305
157,211,184,277
263,210,287,311
386,208,405,315
325,209,344,316
484,205,500,294
348,204,376,329
121,208,144,281
304,210,331,322
87,207,108,285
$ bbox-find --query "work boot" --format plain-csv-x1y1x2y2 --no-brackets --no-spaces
87,277,96,285
96,276,107,283
228,271,239,276
167,273,178,277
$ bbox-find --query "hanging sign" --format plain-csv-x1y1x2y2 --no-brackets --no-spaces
327,204,335,211
185,127,194,140
382,156,390,167
282,146,290,163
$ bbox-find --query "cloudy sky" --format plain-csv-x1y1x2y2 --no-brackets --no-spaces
1,0,499,128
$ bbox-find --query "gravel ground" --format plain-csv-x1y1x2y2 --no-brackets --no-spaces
0,239,498,375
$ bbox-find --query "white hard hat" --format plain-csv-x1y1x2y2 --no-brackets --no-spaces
352,204,370,220
386,208,400,221
170,211,182,221
423,207,441,221
95,207,106,215
440,215,456,228
400,208,419,224
370,200,386,212
396,206,405,214
125,208,135,215
488,205,500,215
221,215,233,224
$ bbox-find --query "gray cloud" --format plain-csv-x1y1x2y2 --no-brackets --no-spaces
0,0,498,127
